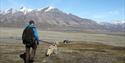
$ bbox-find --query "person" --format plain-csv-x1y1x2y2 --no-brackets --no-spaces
22,20,39,63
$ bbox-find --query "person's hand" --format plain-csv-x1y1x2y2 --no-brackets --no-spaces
37,41,39,45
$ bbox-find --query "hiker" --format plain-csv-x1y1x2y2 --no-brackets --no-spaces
22,20,39,63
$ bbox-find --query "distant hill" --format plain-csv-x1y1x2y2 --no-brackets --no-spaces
0,6,124,32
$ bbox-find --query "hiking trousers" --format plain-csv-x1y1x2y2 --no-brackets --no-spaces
25,43,37,63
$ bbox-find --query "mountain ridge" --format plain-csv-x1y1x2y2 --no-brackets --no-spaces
0,6,124,32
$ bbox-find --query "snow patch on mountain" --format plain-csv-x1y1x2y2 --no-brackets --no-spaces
18,6,33,14
44,6,55,12
112,20,125,24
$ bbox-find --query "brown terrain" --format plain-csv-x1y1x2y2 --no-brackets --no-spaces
0,27,125,63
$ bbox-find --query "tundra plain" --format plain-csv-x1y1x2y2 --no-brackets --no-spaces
0,27,125,63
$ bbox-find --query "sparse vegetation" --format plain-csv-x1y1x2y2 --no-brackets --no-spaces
0,27,125,63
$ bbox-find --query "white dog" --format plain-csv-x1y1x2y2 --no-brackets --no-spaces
46,42,57,56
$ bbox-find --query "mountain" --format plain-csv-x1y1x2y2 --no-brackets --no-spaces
112,20,125,25
0,6,124,32
18,6,33,14
100,21,125,32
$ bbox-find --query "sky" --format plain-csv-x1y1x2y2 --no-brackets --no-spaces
0,0,125,23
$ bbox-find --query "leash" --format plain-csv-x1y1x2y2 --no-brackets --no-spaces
39,40,53,45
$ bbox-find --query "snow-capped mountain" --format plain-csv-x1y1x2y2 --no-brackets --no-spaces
100,21,125,32
18,6,33,14
111,20,125,24
1,6,34,14
0,6,124,32
44,6,55,12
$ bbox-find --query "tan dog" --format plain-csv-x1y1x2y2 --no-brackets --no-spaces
46,42,57,56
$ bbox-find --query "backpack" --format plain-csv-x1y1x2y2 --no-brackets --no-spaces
22,26,35,45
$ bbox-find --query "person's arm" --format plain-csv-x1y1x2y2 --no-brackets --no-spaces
32,27,39,45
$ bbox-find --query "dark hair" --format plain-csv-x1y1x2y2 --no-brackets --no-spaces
29,20,35,24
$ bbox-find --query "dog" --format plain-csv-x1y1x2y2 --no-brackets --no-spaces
45,42,58,56
63,40,71,44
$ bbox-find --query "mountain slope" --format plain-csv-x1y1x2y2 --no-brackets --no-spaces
0,6,124,32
